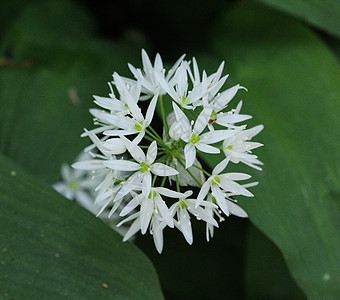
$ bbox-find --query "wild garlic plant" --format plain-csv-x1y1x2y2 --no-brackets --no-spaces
58,49,264,253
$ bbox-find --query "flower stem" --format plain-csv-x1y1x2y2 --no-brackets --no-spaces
152,175,158,187
176,175,180,192
159,95,170,139
148,125,163,140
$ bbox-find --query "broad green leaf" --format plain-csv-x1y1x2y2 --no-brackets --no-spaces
0,0,140,184
0,153,164,299
253,0,340,38
204,5,340,299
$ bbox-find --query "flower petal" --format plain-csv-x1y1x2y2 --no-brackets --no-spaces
211,184,230,216
140,198,154,234
104,160,139,171
151,163,178,176
142,172,152,196
145,93,158,127
212,157,230,175
200,130,234,144
146,140,157,164
184,143,196,169
227,200,248,218
196,180,210,207
193,107,212,135
179,208,193,245
172,102,191,136
196,143,220,154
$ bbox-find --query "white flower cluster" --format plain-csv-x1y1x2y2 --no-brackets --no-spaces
69,49,263,253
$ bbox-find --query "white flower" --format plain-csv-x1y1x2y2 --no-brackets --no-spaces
169,191,218,244
102,91,158,144
125,49,186,100
53,159,94,205
103,139,178,196
117,210,167,253
117,187,189,252
156,62,204,109
196,158,253,215
172,102,234,168
223,125,264,170
72,50,263,252
203,84,252,130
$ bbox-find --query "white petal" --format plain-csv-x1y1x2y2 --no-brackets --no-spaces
166,54,186,81
214,85,240,110
219,177,254,197
140,198,154,234
184,143,196,169
222,172,251,180
104,160,139,171
193,107,212,135
213,157,230,175
142,172,152,196
145,93,158,127
146,140,157,164
102,138,126,155
172,102,191,136
61,164,72,181
152,218,165,254
141,49,153,74
151,163,178,176
211,184,229,216
120,196,140,216
179,209,193,245
72,160,104,171
121,136,145,163
216,113,252,126
196,180,210,207
196,143,220,154
156,187,187,198
154,195,173,227
123,218,141,241
200,130,234,144
93,95,124,111
227,200,248,218
103,129,137,136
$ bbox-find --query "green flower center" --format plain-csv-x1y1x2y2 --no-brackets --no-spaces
190,133,200,144
212,176,220,185
68,180,78,190
181,96,187,105
226,145,233,150
179,199,188,209
140,162,150,173
148,191,157,198
210,110,217,119
134,121,143,131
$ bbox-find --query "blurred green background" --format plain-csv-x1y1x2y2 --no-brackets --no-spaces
0,0,339,299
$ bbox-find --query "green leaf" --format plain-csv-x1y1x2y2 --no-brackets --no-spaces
0,153,164,299
204,5,340,299
253,0,340,38
0,0,140,184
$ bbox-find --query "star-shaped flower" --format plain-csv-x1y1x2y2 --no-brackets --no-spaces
196,158,253,215
172,102,234,168
104,139,178,196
